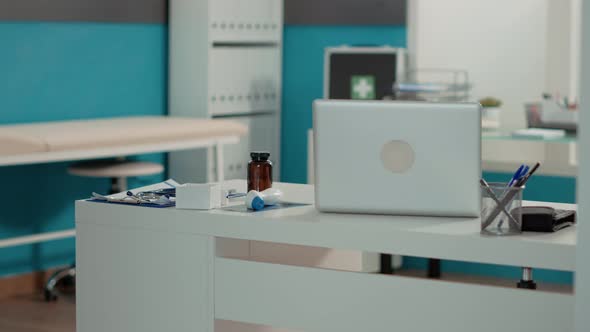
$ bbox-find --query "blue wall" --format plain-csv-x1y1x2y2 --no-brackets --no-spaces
281,25,407,184
0,22,167,277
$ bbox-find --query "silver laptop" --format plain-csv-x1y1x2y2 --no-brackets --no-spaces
313,100,481,217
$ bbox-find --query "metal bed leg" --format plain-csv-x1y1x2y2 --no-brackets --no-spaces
215,143,225,182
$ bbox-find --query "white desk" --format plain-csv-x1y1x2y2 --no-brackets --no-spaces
76,180,576,332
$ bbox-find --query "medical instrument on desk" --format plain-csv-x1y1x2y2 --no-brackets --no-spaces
127,188,176,202
130,187,176,198
92,191,173,206
245,188,283,211
127,190,174,205
92,192,140,204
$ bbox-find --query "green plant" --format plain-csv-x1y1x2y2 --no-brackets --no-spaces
479,97,502,108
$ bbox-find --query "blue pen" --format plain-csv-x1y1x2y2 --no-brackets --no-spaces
517,166,530,185
511,166,529,187
497,164,529,230
508,165,525,187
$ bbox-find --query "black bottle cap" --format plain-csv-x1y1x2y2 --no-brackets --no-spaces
250,151,270,161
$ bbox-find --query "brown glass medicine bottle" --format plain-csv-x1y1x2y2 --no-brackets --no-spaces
247,152,273,192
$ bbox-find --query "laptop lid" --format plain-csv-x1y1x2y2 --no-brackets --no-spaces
313,100,481,217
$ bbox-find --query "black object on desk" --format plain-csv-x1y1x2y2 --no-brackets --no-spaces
521,207,576,232
515,207,575,291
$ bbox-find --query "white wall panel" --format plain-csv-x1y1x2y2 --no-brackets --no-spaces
408,0,548,129
574,1,590,330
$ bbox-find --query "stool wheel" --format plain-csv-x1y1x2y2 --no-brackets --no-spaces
44,289,58,302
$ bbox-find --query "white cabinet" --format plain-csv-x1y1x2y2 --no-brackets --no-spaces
168,0,282,183
220,114,280,180
210,0,282,43
209,47,281,116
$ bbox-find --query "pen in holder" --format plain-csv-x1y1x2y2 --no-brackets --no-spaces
480,182,524,236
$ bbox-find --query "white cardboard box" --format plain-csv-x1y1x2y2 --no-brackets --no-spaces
176,183,221,210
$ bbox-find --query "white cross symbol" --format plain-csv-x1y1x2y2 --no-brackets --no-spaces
353,78,374,99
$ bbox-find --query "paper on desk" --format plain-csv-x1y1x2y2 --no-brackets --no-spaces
512,128,566,140
88,179,181,208
104,179,180,199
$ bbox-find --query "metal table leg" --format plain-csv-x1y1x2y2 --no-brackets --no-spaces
517,267,537,289
380,254,394,274
428,258,441,278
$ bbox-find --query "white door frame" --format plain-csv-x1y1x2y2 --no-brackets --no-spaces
575,1,590,331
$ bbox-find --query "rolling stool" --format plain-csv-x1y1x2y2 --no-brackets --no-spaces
44,159,164,301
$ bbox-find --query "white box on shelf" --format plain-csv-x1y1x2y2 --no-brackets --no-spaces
176,183,222,210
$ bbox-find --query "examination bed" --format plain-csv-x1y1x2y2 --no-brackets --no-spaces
0,116,248,248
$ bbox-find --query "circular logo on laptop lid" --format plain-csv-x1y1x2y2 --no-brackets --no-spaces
380,140,415,173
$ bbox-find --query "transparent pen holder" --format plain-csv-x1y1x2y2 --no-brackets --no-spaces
481,183,524,236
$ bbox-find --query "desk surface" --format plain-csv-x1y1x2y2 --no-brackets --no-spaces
76,180,576,272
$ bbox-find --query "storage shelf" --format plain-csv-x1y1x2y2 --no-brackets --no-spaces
169,0,282,183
